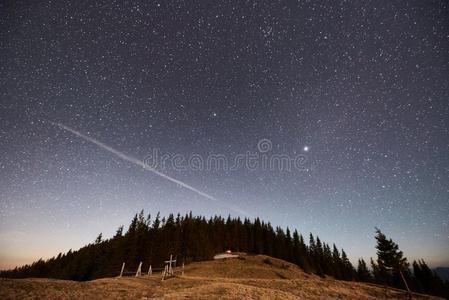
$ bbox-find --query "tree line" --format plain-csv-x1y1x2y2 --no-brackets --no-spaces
1,211,448,297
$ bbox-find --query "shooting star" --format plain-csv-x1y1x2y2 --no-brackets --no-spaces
53,122,250,217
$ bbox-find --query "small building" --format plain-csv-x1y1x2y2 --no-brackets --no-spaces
213,251,239,260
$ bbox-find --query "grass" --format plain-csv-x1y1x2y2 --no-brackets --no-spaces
262,258,273,265
0,254,442,300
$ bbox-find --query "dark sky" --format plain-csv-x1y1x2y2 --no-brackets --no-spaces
1,0,448,269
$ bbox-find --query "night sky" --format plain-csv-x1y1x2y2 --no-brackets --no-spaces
1,0,448,270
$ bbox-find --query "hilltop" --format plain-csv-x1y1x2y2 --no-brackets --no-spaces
2,212,448,298
0,254,442,299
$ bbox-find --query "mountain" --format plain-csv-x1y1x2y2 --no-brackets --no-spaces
1,211,448,298
0,211,353,281
435,267,449,282
0,254,442,299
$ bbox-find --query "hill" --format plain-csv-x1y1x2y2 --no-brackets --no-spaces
2,211,448,298
435,267,449,282
0,254,442,299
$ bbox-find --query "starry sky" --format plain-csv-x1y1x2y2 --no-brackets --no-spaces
1,0,448,270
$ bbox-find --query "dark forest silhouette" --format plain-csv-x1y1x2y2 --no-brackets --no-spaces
1,211,448,297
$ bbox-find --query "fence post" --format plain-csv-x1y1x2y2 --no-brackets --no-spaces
399,270,411,299
119,262,125,278
161,265,167,281
135,261,142,277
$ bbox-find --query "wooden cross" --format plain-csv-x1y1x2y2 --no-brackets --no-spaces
164,254,176,276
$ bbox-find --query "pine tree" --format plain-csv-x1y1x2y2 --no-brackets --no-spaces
95,233,103,244
314,237,324,276
308,233,317,273
11,209,446,297
357,258,372,282
285,228,293,262
114,225,123,238
127,214,138,234
370,257,382,283
340,249,354,280
413,259,449,297
152,212,161,229
322,243,333,276
332,244,342,279
374,228,409,289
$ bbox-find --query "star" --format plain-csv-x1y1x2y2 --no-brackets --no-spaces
1,0,447,272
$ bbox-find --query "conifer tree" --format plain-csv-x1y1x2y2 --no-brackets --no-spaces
114,225,123,238
5,210,447,298
95,233,103,244
340,249,354,280
413,259,449,297
374,228,408,288
357,258,372,282
332,244,342,279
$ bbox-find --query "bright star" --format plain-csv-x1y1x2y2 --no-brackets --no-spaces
303,146,309,152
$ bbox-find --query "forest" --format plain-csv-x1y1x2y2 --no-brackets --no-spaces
1,211,448,298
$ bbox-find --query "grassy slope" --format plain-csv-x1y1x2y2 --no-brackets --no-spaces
0,254,442,299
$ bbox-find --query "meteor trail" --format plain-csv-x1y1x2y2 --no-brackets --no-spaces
53,122,250,217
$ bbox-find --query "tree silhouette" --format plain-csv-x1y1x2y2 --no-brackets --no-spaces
1,213,447,297
373,228,408,288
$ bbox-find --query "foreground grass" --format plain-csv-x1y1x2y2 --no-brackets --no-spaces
0,254,442,299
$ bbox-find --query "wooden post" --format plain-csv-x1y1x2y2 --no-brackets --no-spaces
162,265,167,281
119,262,125,278
135,261,142,277
399,270,411,298
169,254,173,276
181,262,184,276
162,255,177,280
148,265,152,276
